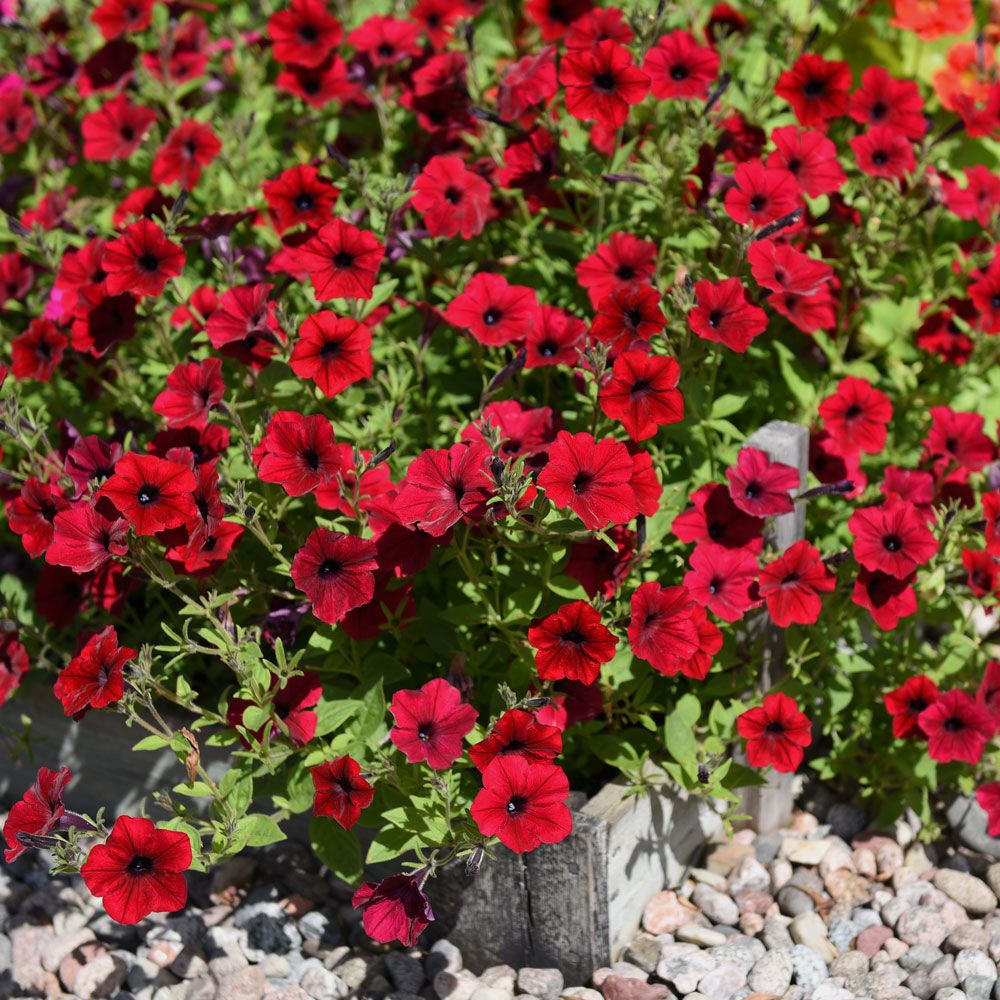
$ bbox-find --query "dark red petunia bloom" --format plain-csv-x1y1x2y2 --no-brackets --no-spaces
0,635,29,708
0,251,34,308
767,125,846,197
525,304,587,368
851,125,915,179
98,453,197,536
726,446,799,517
977,783,1000,837
925,406,995,472
818,376,893,456
757,539,836,628
228,672,322,747
81,94,156,162
565,7,632,48
81,815,192,925
393,442,494,536
977,660,1000,733
7,478,70,558
53,625,136,720
461,400,557,462
497,46,558,122
254,411,340,496
54,240,110,313
525,0,592,40
644,30,720,100
963,548,999,597
914,299,976,365
849,66,926,139
353,870,434,948
768,284,838,334
0,85,34,154
102,220,185,298
683,542,759,622
599,350,683,441
627,582,700,675
884,674,940,739
268,0,343,68
3,766,71,863
673,606,723,680
968,257,1000,334
918,690,995,764
723,160,801,228
688,277,768,353
775,53,852,127
151,120,222,190
152,358,225,431
576,231,657,308
275,55,358,107
411,155,492,240
47,503,129,574
537,431,641,530
312,755,374,831
67,437,125,491
737,693,812,773
852,566,918,630
290,313,373,398
471,756,572,853
445,273,539,347
559,39,650,129
389,677,478,770
848,498,938,579
672,483,764,552
528,600,617,684
290,528,379,624
941,165,1000,227
91,0,154,39
291,219,386,301
468,709,563,773
748,247,830,302
11,319,67,382
564,526,636,599
71,293,139,358
262,164,339,234
590,284,667,348
411,0,464,46
205,283,283,367
348,15,422,67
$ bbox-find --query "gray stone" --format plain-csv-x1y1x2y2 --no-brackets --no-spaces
829,919,859,953
900,946,948,971
898,908,952,949
656,947,717,994
691,885,739,927
426,940,463,979
933,989,967,1000
934,871,999,916
386,953,426,994
830,951,869,978
299,965,350,1000
791,945,829,990
561,990,603,1000
675,925,726,948
74,953,129,1000
762,918,794,951
623,935,662,974
946,796,1000,861
827,804,869,842
948,925,991,953
480,964,517,992
517,969,564,1000
954,950,997,981
811,987,853,1000
777,868,825,917
707,938,764,974
697,962,745,1000
906,956,959,1000
987,864,1000,899
727,858,770,895
964,975,995,1000
747,949,793,994
753,831,784,865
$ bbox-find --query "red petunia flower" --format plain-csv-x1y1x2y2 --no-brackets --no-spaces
688,277,768,353
818,376,893,456
53,625,136,719
768,284,838,334
673,605,724,680
102,220,185,298
528,600,617,684
312,755,374,831
92,0,154,39
627,582,700,675
941,165,1000,227
497,46,559,122
737,692,812,772
918,690,994,764
525,0,592,40
590,284,667,348
11,318,67,382
290,313,373,397
471,756,572,853
848,498,938,579
884,674,940,739
925,406,995,471
291,219,385,301
757,539,835,628
290,528,379,624
47,503,128,575
672,483,764,552
254,411,340,496
3,766,71,863
411,155,492,240
228,672,322,747
726,446,799,517
767,126,846,197
268,0,343,68
683,542,759,622
849,66,926,139
445,272,539,347
151,120,222,190
977,660,1000,733
262,164,339,233
775,53,851,127
851,125,915,179
559,40,650,129
537,431,641,530
389,677,478,770
852,567,918,630
393,442,494,536
412,0,464,46
81,93,156,162
723,160,801,228
564,526,636,599
81,815,192,925
576,231,657,308
643,30,720,101
348,15,422,67
468,709,563,772
152,358,225,430
0,635,29,708
915,299,975,365
525,304,587,368
462,400,557,462
352,870,434,948
7,478,70,558
963,548,999,597
0,85,34,154
276,55,358,107
98,453,197,536
977,782,1000,837
599,350,683,441
566,7,632,48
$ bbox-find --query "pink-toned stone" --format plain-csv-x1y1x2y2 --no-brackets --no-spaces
739,912,764,936
733,889,775,915
824,869,872,906
281,894,315,918
852,835,903,874
704,842,754,876
600,976,672,1000
732,829,757,846
883,937,908,960
856,925,893,958
853,848,878,878
59,941,107,993
895,906,950,948
788,811,819,834
642,891,698,935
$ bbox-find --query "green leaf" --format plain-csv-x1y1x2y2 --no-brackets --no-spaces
314,698,361,738
310,817,364,884
132,734,170,751
365,823,424,865
710,394,748,419
238,814,286,847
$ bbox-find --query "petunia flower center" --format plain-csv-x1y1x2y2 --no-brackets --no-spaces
670,64,689,81
127,855,154,874
319,339,341,359
334,251,355,268
765,721,786,734
803,78,825,97
908,699,928,714
443,187,462,205
882,533,902,552
137,484,160,505
294,192,315,211
318,558,342,577
571,472,592,494
592,72,616,93
298,23,319,43
561,628,585,645
483,307,503,326
417,723,435,742
506,795,527,815
943,717,965,732
137,253,160,273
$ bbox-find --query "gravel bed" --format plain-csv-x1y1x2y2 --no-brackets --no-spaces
3,804,1000,1000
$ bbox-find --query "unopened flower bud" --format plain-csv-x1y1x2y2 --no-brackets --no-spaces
465,846,485,876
